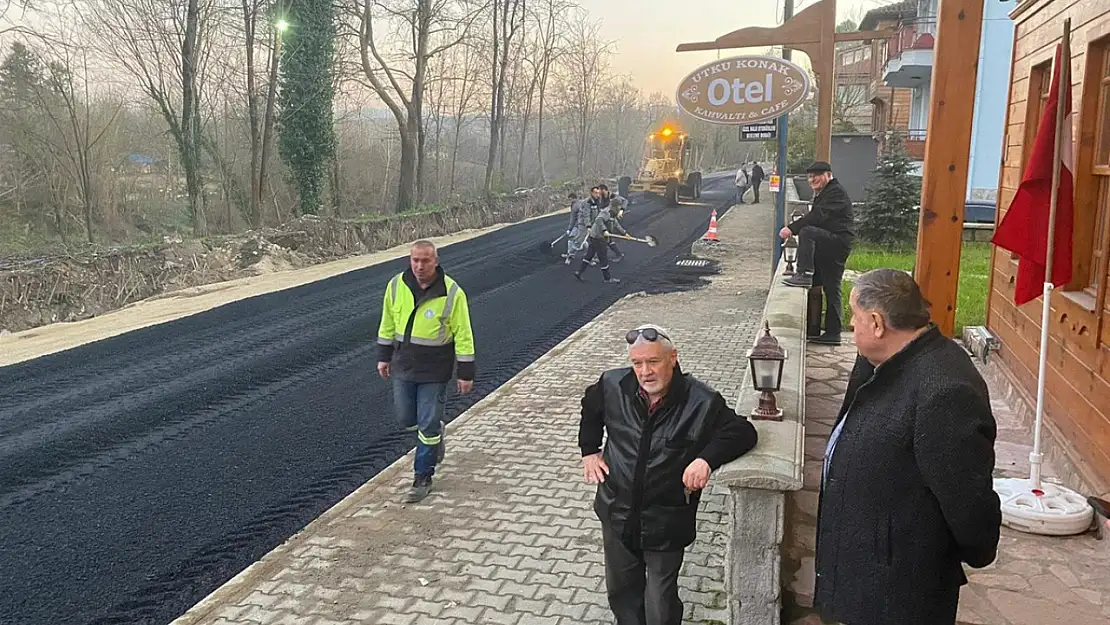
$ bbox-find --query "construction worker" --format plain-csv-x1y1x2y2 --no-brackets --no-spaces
377,240,475,503
574,198,629,284
566,190,592,264
607,195,628,262
597,183,611,210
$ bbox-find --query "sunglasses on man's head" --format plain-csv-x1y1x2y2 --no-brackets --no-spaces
625,327,670,344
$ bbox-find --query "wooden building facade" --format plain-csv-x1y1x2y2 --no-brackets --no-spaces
987,0,1110,490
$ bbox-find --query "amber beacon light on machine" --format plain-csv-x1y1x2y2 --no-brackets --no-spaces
621,122,703,207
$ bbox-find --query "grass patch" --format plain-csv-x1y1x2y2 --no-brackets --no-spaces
836,242,991,334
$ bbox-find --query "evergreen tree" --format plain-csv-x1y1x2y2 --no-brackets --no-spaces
857,130,921,247
277,0,337,216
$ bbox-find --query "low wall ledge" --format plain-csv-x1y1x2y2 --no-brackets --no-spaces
716,258,808,494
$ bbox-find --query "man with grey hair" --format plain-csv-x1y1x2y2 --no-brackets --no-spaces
579,324,758,625
377,240,476,503
815,269,1001,625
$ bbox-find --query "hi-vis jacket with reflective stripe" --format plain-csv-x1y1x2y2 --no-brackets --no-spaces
377,267,475,383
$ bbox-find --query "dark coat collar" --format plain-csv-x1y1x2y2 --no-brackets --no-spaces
864,324,943,380
402,266,447,300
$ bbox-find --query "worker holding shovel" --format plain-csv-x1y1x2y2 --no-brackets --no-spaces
574,195,649,284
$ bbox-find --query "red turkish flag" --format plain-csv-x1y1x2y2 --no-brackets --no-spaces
991,43,1074,306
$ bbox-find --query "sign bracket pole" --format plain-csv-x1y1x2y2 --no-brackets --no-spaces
774,0,794,274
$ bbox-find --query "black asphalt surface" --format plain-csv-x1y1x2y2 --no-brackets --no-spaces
0,177,734,625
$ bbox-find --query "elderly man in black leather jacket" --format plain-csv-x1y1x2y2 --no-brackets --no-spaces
779,161,855,346
579,324,758,625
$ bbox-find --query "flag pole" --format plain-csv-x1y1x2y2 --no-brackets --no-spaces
1030,18,1071,490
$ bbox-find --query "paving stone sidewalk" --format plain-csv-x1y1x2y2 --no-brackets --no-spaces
171,201,775,625
785,339,1110,625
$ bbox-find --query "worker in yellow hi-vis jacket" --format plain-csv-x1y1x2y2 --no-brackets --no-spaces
377,240,476,503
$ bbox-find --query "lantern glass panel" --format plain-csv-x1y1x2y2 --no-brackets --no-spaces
750,357,782,391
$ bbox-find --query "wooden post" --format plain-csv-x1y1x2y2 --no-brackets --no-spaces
912,0,985,336
814,0,837,162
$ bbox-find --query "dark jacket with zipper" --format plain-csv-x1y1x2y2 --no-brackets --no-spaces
815,326,1001,625
787,177,855,243
579,365,758,552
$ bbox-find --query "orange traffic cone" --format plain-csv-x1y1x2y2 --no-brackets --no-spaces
702,209,720,242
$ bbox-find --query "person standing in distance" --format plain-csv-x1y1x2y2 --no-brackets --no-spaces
579,324,758,625
377,240,475,503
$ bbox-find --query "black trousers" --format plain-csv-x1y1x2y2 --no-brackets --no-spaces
602,526,685,625
752,180,761,203
579,236,613,280
797,226,851,336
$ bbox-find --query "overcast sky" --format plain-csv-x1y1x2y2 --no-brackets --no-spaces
577,0,891,95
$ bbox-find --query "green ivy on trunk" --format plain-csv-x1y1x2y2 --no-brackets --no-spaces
277,0,337,216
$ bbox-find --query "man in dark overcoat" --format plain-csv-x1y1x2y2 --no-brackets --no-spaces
816,268,1002,625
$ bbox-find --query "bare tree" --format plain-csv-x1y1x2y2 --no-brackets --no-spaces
513,37,542,187
833,82,870,132
482,0,524,193
348,0,478,212
530,0,570,184
559,10,610,179
444,41,482,197
88,0,217,235
237,0,285,227
42,44,123,242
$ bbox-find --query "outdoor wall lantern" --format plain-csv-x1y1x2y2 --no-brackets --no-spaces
748,321,787,421
782,235,798,275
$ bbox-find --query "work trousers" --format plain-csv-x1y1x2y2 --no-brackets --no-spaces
391,378,446,478
602,526,685,625
579,237,613,281
796,226,851,337
568,225,589,256
735,184,749,203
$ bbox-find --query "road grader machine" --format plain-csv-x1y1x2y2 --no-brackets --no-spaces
619,123,703,207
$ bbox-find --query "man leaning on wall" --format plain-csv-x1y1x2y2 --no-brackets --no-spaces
579,324,758,625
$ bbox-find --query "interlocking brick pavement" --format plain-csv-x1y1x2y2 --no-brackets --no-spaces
170,202,773,625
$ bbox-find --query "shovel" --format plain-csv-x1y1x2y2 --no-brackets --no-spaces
608,233,658,247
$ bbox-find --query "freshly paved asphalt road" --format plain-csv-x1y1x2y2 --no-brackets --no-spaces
0,178,734,625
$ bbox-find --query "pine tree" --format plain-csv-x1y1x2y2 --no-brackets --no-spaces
278,0,337,216
857,130,921,247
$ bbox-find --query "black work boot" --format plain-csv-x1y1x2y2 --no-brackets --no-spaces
782,272,814,288
808,333,842,346
405,475,433,503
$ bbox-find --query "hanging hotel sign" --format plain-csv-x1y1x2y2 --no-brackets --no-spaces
676,55,811,126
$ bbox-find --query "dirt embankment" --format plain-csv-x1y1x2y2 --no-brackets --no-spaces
0,188,569,334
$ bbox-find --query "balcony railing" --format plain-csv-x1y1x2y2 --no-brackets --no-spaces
886,17,937,61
